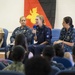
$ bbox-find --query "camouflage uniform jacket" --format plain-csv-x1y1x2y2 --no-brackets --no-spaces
59,27,75,52
10,25,33,45
3,61,24,73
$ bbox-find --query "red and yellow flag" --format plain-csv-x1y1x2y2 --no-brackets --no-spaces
24,0,52,29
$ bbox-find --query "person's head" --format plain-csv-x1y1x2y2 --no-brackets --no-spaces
53,44,64,57
12,45,25,62
15,34,26,49
35,15,44,27
72,46,75,62
64,52,74,63
62,16,73,29
42,45,55,61
19,16,26,27
25,56,51,75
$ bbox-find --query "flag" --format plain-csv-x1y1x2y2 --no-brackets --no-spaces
24,0,56,28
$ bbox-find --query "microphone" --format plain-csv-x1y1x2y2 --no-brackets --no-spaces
33,25,37,30
33,25,37,36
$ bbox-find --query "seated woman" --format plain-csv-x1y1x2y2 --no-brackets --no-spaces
54,16,75,53
28,15,52,56
8,34,33,63
0,28,4,47
15,34,33,60
3,45,25,73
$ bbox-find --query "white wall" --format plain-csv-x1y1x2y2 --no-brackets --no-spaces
0,0,24,31
55,0,75,29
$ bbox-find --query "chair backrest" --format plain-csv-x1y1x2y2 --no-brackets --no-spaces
0,62,5,70
56,70,75,75
53,57,72,68
0,71,24,75
51,29,60,44
50,66,60,75
1,28,8,47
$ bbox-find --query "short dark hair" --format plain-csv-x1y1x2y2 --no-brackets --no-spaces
42,45,55,61
53,44,64,57
12,45,25,61
25,56,51,75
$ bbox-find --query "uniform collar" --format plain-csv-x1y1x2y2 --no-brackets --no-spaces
20,25,27,29
37,24,45,30
63,26,73,32
13,61,23,64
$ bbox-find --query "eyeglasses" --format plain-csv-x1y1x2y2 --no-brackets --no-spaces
21,20,26,22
